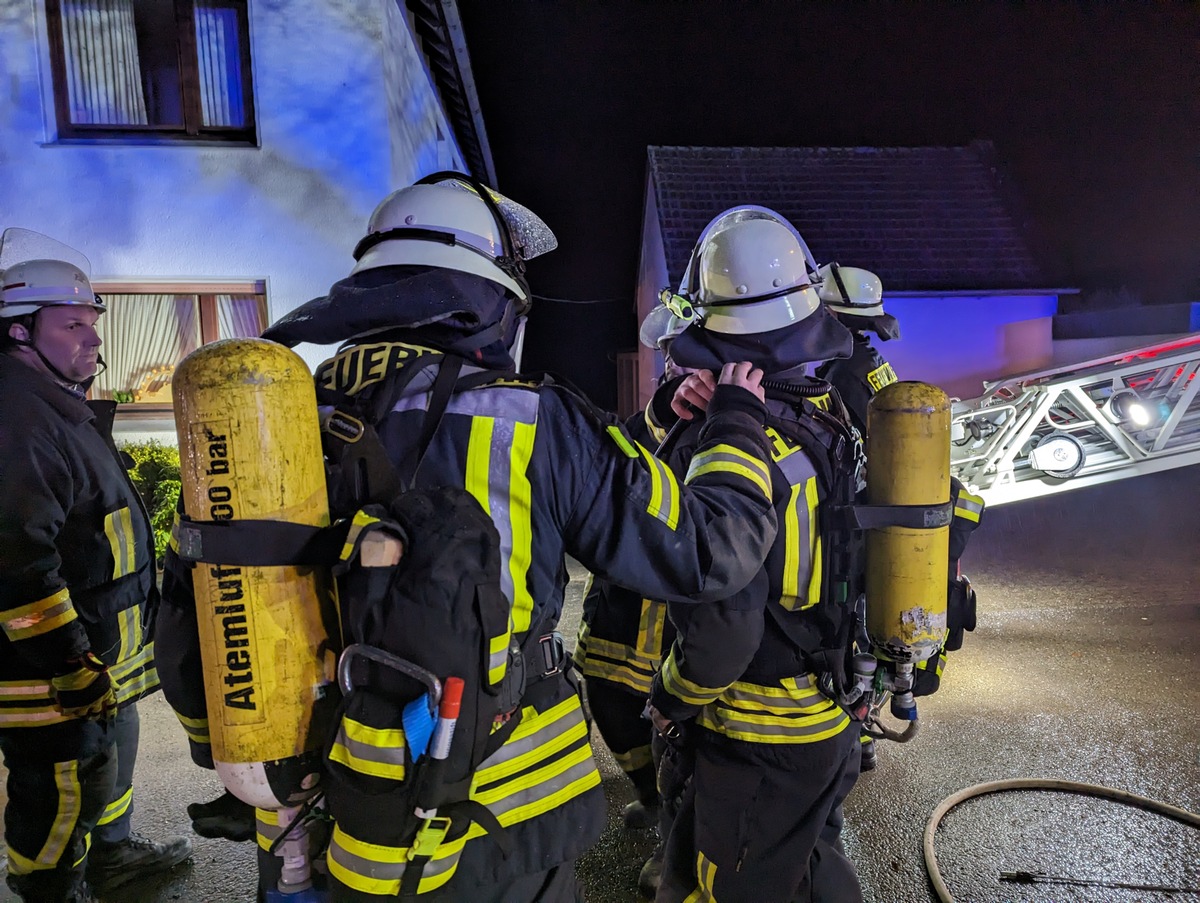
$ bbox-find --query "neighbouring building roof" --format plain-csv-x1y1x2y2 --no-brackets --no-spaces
647,142,1057,294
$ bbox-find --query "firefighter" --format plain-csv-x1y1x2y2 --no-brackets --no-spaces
162,172,780,902
0,230,191,903
574,305,689,834
644,206,869,903
815,266,983,770
813,263,899,439
573,308,692,898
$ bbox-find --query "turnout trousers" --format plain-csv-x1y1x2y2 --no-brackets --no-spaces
0,713,127,901
584,679,658,804
657,725,862,903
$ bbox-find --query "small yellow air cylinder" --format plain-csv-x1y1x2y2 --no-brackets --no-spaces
864,381,950,664
173,337,335,765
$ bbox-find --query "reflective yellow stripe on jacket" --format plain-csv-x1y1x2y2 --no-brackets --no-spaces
108,607,158,704
575,599,668,695
638,444,681,530
953,488,985,524
916,649,947,678
0,679,68,728
0,607,156,727
392,384,539,640
329,715,407,781
661,648,725,708
456,391,538,639
173,711,210,746
697,674,851,744
103,506,138,579
767,429,822,612
326,694,600,896
256,807,282,852
0,589,77,642
685,443,771,500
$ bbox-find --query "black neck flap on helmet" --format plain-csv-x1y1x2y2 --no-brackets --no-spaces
262,265,523,369
833,310,901,342
669,304,855,376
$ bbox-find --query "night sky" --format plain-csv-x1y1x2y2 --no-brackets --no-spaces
457,2,1199,407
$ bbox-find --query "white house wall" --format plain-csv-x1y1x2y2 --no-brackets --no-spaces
0,0,465,393
881,294,1058,400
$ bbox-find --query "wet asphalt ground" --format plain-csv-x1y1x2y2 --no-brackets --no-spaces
3,466,1199,902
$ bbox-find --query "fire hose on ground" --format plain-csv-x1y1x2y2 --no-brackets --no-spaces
923,778,1200,902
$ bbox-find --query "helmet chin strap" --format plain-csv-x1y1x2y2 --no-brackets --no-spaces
509,318,527,371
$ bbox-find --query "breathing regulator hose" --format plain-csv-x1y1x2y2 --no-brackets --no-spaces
865,717,919,744
923,778,1200,903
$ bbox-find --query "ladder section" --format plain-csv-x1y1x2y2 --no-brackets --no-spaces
949,334,1200,506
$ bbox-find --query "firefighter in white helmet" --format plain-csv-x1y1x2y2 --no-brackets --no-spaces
0,229,191,903
814,263,899,436
643,206,870,903
162,173,780,901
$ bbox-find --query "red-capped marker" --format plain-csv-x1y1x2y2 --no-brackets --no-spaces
429,677,464,761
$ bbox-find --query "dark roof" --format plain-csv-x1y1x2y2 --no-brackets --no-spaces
404,0,495,184
648,142,1054,293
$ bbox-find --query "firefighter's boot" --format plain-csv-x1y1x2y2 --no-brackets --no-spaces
86,832,192,892
188,789,256,841
622,763,661,829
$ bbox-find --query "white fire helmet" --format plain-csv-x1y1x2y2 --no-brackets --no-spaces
0,229,104,318
350,173,557,306
816,263,885,317
665,206,823,336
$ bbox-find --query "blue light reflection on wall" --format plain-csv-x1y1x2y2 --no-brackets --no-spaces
0,0,462,358
882,293,1059,398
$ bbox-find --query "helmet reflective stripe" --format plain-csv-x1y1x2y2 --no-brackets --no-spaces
817,263,885,318
699,287,821,335
687,207,821,336
0,259,104,318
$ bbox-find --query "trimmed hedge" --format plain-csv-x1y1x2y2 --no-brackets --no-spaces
120,440,181,564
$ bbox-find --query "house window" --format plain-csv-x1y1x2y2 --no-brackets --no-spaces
45,0,256,143
89,283,266,406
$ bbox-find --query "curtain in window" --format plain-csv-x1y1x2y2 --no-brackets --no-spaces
216,294,264,338
92,294,201,402
60,0,149,125
194,3,245,128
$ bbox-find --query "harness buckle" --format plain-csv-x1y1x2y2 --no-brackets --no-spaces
538,631,566,677
409,816,452,859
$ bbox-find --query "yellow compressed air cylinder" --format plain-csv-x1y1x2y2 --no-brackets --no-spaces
864,381,950,664
173,337,335,766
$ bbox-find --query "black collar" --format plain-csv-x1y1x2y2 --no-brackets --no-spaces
0,353,95,425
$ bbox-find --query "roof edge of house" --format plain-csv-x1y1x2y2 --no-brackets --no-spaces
886,287,1078,298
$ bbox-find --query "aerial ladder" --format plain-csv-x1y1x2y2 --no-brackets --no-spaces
949,333,1200,506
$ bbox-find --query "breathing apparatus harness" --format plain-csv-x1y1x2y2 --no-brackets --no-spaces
657,374,952,725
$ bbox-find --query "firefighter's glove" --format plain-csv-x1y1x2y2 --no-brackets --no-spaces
51,653,118,721
646,703,685,749
656,734,695,808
